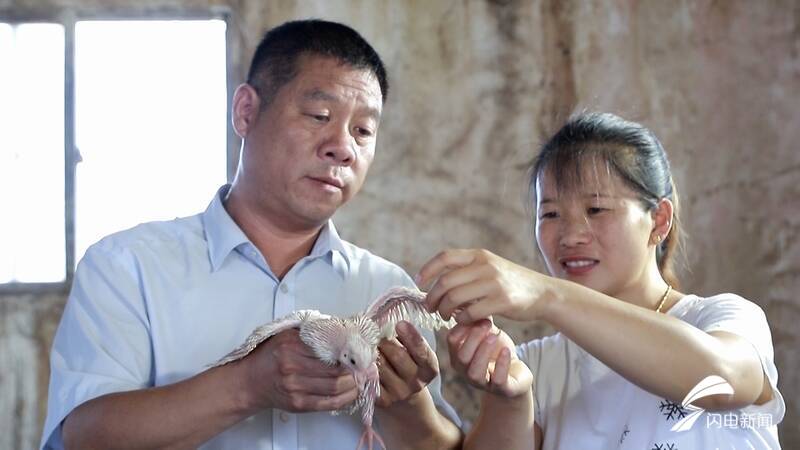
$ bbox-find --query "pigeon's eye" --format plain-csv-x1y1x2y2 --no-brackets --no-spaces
350,358,356,365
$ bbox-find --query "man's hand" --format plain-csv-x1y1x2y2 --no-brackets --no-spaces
376,321,439,407
242,328,359,412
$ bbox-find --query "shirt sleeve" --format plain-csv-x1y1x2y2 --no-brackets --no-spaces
516,339,543,427
688,293,784,423
40,243,153,450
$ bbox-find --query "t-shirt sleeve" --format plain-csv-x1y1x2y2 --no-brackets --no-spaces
687,293,784,423
40,244,153,450
517,339,544,427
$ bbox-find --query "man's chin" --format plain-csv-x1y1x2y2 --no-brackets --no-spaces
294,205,340,228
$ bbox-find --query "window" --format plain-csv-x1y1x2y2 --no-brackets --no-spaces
0,23,65,283
0,17,229,287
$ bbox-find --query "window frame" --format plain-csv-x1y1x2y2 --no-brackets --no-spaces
0,6,236,293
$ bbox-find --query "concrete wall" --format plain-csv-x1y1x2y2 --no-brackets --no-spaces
1,0,798,448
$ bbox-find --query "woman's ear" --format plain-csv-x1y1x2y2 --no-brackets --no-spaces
650,198,674,245
232,83,261,138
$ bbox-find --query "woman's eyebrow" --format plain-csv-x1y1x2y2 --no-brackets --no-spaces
584,192,615,199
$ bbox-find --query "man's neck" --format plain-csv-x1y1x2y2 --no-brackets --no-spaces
223,191,323,280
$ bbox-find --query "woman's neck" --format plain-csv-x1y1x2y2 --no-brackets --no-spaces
613,265,674,312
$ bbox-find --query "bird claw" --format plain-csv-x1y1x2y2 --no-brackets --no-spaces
356,425,385,450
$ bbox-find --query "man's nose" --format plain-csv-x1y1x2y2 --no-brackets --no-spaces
319,123,356,166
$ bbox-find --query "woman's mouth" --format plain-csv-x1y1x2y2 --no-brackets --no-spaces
560,258,599,275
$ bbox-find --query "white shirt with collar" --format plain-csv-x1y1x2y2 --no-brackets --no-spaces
41,185,458,450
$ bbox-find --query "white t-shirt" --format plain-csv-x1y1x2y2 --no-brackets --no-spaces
517,293,784,450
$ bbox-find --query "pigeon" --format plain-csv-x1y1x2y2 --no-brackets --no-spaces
212,286,455,450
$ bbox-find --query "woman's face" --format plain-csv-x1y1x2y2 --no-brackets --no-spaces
534,165,657,298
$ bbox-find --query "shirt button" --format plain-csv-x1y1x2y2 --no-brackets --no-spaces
280,284,289,294
279,411,290,423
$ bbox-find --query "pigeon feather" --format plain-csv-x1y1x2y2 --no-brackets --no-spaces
214,309,331,367
365,286,456,340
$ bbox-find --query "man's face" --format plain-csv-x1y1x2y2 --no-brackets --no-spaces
238,54,382,230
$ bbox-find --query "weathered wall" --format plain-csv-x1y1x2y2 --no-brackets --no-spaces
1,0,798,448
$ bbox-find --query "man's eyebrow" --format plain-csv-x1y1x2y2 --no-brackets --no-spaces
303,89,337,102
302,89,381,121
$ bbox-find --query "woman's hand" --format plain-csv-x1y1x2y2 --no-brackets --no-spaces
417,249,553,324
447,319,532,398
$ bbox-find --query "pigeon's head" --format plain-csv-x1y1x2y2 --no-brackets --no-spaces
338,316,381,391
339,331,377,372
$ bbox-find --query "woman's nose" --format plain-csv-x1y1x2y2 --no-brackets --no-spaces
559,217,593,247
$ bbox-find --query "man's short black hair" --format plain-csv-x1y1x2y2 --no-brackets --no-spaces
247,19,389,107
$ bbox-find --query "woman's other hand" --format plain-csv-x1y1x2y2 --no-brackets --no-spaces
446,319,532,398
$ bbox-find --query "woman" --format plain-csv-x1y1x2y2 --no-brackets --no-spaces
416,112,784,449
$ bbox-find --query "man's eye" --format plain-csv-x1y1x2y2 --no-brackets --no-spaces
540,211,558,219
306,113,329,122
355,127,374,138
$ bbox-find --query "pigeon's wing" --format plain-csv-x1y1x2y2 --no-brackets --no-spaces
364,286,456,340
212,309,330,367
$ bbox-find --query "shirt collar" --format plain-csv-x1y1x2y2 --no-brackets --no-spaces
203,185,251,272
309,220,352,275
202,185,352,274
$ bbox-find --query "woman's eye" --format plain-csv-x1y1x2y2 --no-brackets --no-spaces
587,207,606,215
540,211,558,219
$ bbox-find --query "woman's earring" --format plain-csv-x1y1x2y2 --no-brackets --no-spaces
654,234,663,244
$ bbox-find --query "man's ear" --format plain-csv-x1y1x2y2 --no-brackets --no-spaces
650,198,674,245
232,83,261,138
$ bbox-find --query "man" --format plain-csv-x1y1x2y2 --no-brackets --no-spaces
41,20,462,450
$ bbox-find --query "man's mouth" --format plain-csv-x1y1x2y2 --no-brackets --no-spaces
308,175,345,190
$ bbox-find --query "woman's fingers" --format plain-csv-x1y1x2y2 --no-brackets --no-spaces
466,333,498,385
415,249,477,290
456,320,493,366
437,278,497,321
490,347,511,391
455,295,505,324
447,322,533,398
424,261,489,314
